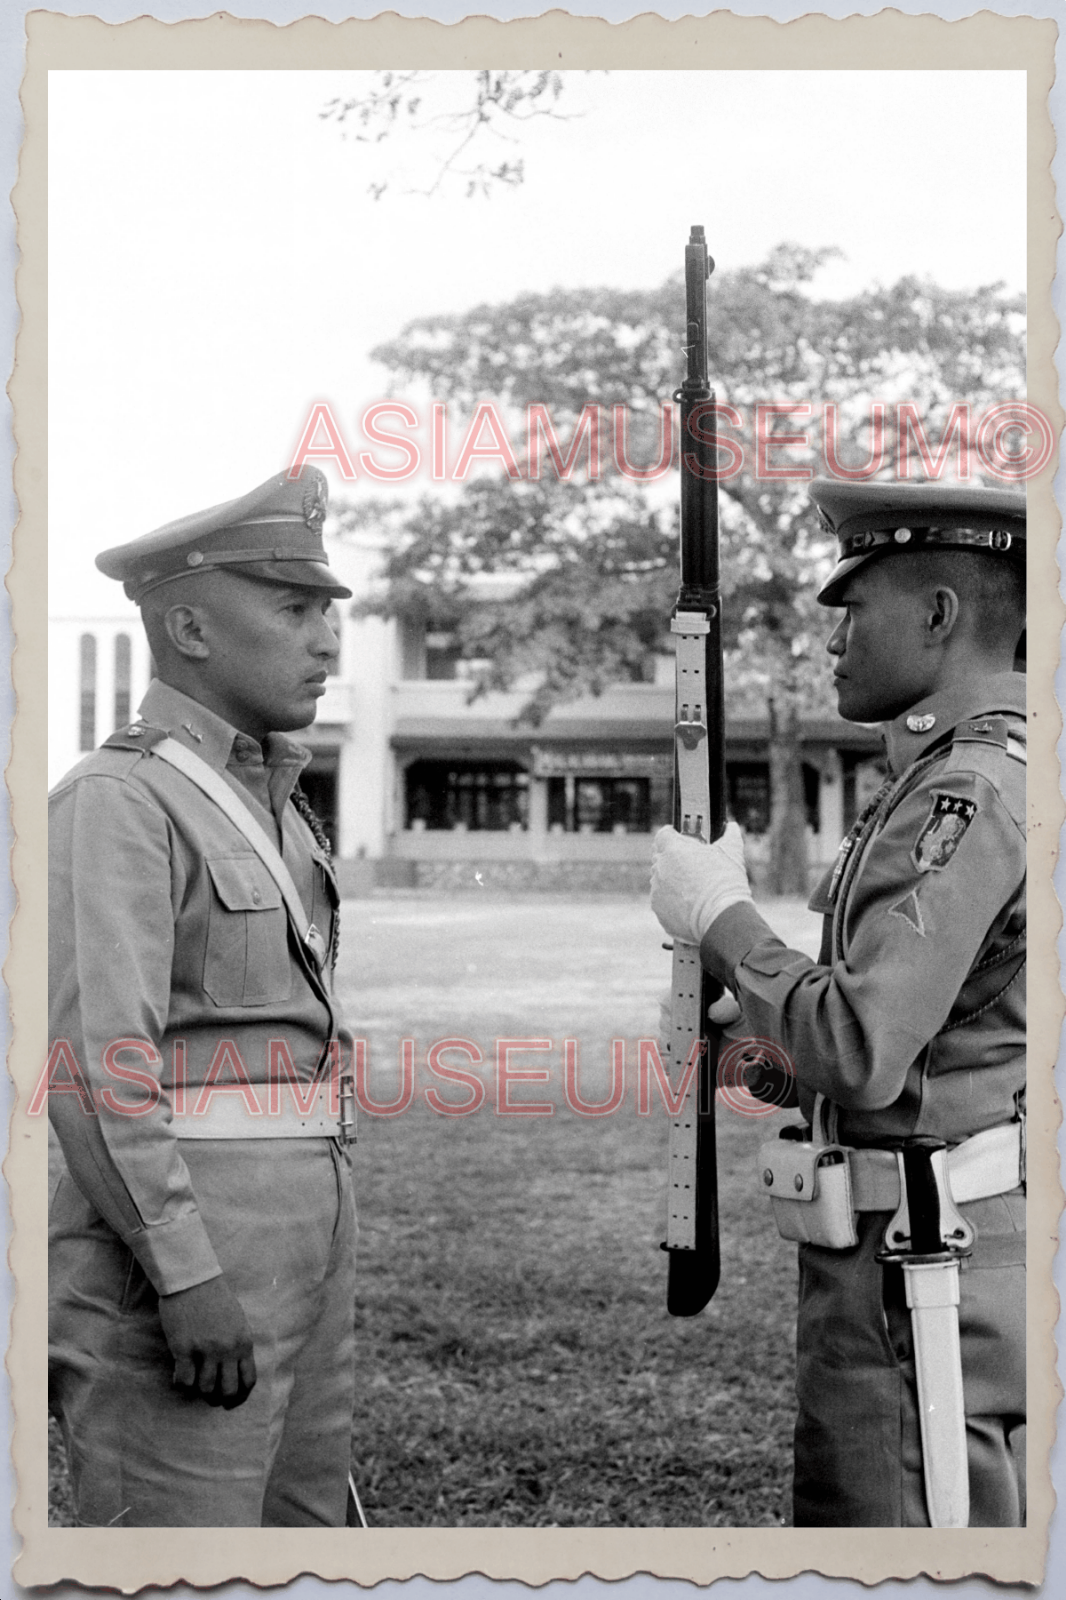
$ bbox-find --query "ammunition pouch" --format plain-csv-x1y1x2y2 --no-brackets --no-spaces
757,1116,1024,1251
757,1137,859,1249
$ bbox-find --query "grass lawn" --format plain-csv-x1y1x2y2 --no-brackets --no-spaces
50,890,821,1528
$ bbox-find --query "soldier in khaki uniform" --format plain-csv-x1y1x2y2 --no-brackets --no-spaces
652,479,1026,1527
48,467,359,1526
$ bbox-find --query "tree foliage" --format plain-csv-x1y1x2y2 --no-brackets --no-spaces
341,247,1025,888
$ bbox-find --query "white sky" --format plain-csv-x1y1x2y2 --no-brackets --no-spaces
48,68,1027,616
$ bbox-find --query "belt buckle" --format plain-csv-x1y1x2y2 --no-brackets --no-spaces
338,1070,357,1145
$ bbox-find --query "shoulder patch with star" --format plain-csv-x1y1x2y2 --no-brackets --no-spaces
911,791,978,873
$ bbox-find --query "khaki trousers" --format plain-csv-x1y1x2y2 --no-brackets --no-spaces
49,1138,357,1527
793,1189,1025,1527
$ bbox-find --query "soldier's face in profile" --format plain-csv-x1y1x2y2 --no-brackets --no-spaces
825,559,937,724
190,573,341,740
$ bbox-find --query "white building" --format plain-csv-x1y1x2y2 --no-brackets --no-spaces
49,527,885,893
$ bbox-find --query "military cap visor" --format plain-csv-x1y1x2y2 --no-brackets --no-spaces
811,478,1026,606
96,467,353,602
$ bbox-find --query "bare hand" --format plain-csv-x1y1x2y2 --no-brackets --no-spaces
158,1276,257,1409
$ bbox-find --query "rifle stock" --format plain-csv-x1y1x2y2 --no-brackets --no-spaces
663,225,726,1318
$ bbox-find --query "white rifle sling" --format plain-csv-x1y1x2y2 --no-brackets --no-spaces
666,609,714,1252
671,611,713,837
667,940,704,1250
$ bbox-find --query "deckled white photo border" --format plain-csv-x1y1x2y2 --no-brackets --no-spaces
5,3,1063,1593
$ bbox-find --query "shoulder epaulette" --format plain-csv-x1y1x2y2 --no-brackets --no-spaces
101,721,169,753
952,715,1027,766
952,717,1008,749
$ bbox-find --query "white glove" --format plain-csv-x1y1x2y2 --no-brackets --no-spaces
651,821,753,946
657,986,743,1039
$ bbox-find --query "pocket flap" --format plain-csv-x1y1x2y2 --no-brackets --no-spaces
757,1138,840,1203
207,855,283,912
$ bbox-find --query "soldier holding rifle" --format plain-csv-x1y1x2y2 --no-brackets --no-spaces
48,467,361,1526
652,469,1027,1526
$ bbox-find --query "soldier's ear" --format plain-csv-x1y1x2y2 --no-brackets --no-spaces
164,603,210,660
927,585,960,647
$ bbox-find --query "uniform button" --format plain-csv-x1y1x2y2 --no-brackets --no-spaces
251,889,262,904
235,749,250,762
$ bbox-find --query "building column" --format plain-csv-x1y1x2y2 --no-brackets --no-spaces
97,627,116,743
819,749,844,861
528,775,548,835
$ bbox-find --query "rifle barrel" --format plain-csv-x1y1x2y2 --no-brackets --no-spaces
665,223,725,1317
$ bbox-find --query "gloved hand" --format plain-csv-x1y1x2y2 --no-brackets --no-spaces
651,820,753,946
657,985,743,1048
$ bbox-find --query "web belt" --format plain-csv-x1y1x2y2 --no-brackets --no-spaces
847,1121,1023,1211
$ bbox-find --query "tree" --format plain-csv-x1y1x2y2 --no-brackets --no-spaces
321,70,585,199
340,248,1025,890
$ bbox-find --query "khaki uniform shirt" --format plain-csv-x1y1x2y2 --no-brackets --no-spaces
48,679,348,1295
705,671,1025,1145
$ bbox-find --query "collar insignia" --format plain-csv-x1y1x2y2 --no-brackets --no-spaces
906,713,937,734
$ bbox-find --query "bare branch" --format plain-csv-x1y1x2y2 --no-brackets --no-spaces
321,69,594,199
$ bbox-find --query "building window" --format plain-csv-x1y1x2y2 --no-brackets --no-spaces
547,776,651,833
425,632,462,681
727,762,770,834
802,763,821,833
114,632,132,730
300,751,340,852
405,760,529,831
78,633,97,751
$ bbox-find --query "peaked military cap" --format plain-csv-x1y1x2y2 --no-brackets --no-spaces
96,466,353,603
812,478,1026,606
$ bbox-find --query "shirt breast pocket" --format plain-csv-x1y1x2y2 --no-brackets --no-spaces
204,855,292,1007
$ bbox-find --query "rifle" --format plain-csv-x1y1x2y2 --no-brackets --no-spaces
662,225,726,1318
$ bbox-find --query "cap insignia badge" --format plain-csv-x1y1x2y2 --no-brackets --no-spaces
911,791,978,874
906,713,937,733
303,474,328,534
